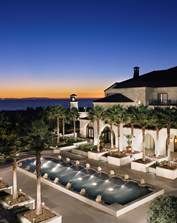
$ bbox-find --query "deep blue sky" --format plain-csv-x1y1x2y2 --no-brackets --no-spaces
0,0,177,98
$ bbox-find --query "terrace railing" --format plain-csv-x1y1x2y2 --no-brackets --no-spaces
149,99,177,106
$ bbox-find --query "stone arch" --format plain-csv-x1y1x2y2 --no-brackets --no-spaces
99,125,115,149
144,134,155,156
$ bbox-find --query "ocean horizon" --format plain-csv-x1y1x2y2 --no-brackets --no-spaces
0,98,94,111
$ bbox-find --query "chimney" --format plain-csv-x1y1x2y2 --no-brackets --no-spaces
133,66,140,79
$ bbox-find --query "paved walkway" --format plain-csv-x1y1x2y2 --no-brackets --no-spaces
0,166,149,223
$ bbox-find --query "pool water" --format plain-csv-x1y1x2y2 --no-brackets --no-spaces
20,157,152,205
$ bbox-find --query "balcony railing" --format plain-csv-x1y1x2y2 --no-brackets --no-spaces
149,100,177,106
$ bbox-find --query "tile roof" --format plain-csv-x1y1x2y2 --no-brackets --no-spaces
94,93,134,103
107,66,177,90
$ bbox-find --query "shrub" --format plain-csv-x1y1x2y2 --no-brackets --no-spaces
65,137,84,144
148,195,177,223
78,144,97,152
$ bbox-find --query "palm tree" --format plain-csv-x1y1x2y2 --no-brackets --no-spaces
2,134,25,200
159,108,176,160
27,119,51,215
89,106,104,152
112,105,125,151
0,113,8,139
0,113,25,200
70,107,79,140
134,105,153,161
151,108,164,140
103,108,115,149
61,108,68,138
104,105,125,150
47,106,65,145
126,106,138,137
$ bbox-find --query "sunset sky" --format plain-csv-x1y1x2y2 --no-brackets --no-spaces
0,0,177,98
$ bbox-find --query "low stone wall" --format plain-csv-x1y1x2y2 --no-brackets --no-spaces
73,141,88,147
156,167,177,180
62,133,77,138
107,156,131,166
132,152,143,160
88,151,108,161
1,193,35,210
115,189,164,217
19,212,62,223
0,186,12,195
56,145,76,151
18,167,164,218
99,155,107,162
72,148,88,157
131,161,156,173
50,141,88,154
148,166,156,174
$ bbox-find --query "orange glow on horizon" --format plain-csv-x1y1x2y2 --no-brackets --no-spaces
0,71,112,99
0,86,104,98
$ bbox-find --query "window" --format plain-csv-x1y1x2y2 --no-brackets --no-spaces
158,93,168,104
86,125,94,139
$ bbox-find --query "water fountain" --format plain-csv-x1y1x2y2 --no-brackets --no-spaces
51,164,61,172
43,173,48,179
26,165,30,171
110,170,115,175
86,163,90,169
107,187,114,192
66,182,72,189
75,160,80,166
20,158,153,206
124,174,129,180
80,188,86,195
42,160,53,169
66,157,70,163
54,177,59,184
104,179,110,183
92,182,97,186
97,166,102,172
95,195,102,203
140,178,145,185
32,160,36,165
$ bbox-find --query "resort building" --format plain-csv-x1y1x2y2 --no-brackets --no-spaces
94,66,177,108
80,66,177,158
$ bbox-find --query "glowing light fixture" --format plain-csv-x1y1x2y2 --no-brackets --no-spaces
108,187,114,192
92,182,97,186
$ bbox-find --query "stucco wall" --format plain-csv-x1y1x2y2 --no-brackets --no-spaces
80,118,177,156
79,119,90,137
105,87,147,105
105,86,177,106
146,87,177,103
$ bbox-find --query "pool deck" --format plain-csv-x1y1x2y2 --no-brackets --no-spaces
17,165,164,218
0,154,177,223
